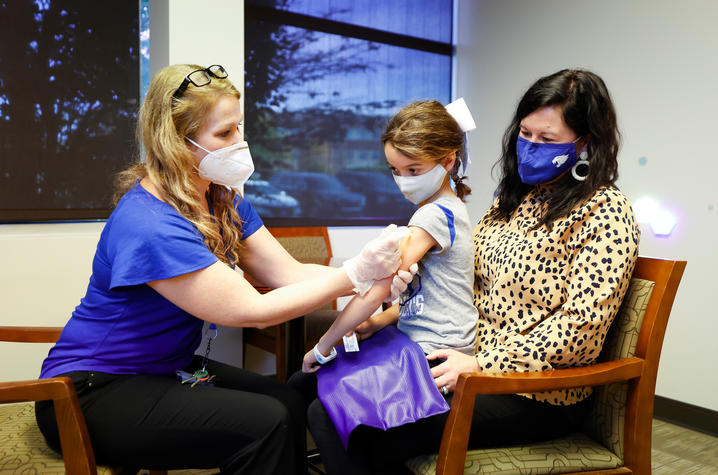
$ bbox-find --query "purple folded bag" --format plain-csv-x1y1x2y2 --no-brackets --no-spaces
316,325,450,448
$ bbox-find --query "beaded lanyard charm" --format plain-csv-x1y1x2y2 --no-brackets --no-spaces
177,323,218,387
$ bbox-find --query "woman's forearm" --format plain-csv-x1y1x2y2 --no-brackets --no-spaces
242,267,355,328
259,257,359,299
150,261,355,328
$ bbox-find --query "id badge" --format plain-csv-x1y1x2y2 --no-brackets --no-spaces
343,332,360,352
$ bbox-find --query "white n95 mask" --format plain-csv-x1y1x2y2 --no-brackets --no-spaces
393,164,447,205
188,138,255,195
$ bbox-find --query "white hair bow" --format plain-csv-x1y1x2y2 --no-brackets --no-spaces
445,97,476,176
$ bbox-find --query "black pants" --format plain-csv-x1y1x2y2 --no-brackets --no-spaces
289,370,590,475
36,356,306,475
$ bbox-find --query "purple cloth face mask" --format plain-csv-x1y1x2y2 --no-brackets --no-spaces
516,136,577,185
316,326,450,449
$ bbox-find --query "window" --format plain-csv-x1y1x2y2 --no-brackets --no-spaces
244,0,453,226
0,0,144,222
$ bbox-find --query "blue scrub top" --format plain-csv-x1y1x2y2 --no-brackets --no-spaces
40,183,263,378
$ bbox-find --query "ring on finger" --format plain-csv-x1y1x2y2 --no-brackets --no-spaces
440,385,449,396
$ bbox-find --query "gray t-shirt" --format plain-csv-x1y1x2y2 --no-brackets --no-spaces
397,194,478,355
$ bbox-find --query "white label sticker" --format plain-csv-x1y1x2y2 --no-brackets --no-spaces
343,332,360,352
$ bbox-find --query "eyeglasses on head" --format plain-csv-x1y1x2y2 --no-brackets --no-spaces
173,64,228,99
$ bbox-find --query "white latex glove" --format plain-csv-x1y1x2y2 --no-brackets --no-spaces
385,263,419,303
343,224,409,295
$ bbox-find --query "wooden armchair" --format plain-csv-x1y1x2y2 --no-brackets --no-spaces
0,326,166,475
406,256,687,475
242,226,338,382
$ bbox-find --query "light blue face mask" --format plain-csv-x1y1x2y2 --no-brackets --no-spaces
516,136,577,185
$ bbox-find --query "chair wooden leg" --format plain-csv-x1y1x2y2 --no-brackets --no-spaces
242,332,248,370
275,324,287,382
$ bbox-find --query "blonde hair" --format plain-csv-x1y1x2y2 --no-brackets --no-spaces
115,64,244,266
381,100,471,201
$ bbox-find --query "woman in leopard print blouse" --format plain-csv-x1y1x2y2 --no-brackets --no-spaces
426,68,639,452
320,69,639,474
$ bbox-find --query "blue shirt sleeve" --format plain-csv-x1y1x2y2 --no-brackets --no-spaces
105,203,218,289
408,200,455,253
237,196,263,240
101,187,262,290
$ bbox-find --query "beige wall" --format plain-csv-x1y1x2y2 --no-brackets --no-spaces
0,223,103,381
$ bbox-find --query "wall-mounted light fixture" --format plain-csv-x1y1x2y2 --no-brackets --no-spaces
633,196,677,237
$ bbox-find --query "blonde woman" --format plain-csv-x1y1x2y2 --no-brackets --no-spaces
35,64,409,474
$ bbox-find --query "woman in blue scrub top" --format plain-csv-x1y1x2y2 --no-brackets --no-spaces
35,64,407,475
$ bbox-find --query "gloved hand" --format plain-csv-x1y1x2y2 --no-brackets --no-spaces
385,262,419,303
343,224,409,295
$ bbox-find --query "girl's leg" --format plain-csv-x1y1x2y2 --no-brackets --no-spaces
36,361,304,474
306,398,374,475
287,369,318,410
288,370,440,475
289,371,366,474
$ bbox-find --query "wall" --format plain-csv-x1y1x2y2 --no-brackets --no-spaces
0,223,104,381
456,0,718,411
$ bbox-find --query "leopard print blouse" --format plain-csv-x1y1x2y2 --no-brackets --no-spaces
473,185,640,405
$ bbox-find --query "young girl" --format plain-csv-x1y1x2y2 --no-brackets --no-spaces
303,99,478,375
296,99,479,474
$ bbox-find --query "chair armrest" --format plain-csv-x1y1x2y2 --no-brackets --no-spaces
0,377,97,475
0,377,79,404
0,326,63,343
457,357,645,394
436,357,645,475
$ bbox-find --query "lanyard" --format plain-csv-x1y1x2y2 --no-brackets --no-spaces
178,323,218,387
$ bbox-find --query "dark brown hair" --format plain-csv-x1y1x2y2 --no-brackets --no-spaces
490,69,620,229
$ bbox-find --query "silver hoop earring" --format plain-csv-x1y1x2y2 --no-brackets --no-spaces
572,150,589,181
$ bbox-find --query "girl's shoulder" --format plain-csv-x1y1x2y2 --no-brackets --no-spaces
413,194,466,219
428,193,467,213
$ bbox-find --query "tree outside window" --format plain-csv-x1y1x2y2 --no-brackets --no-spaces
244,0,453,226
0,0,142,222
